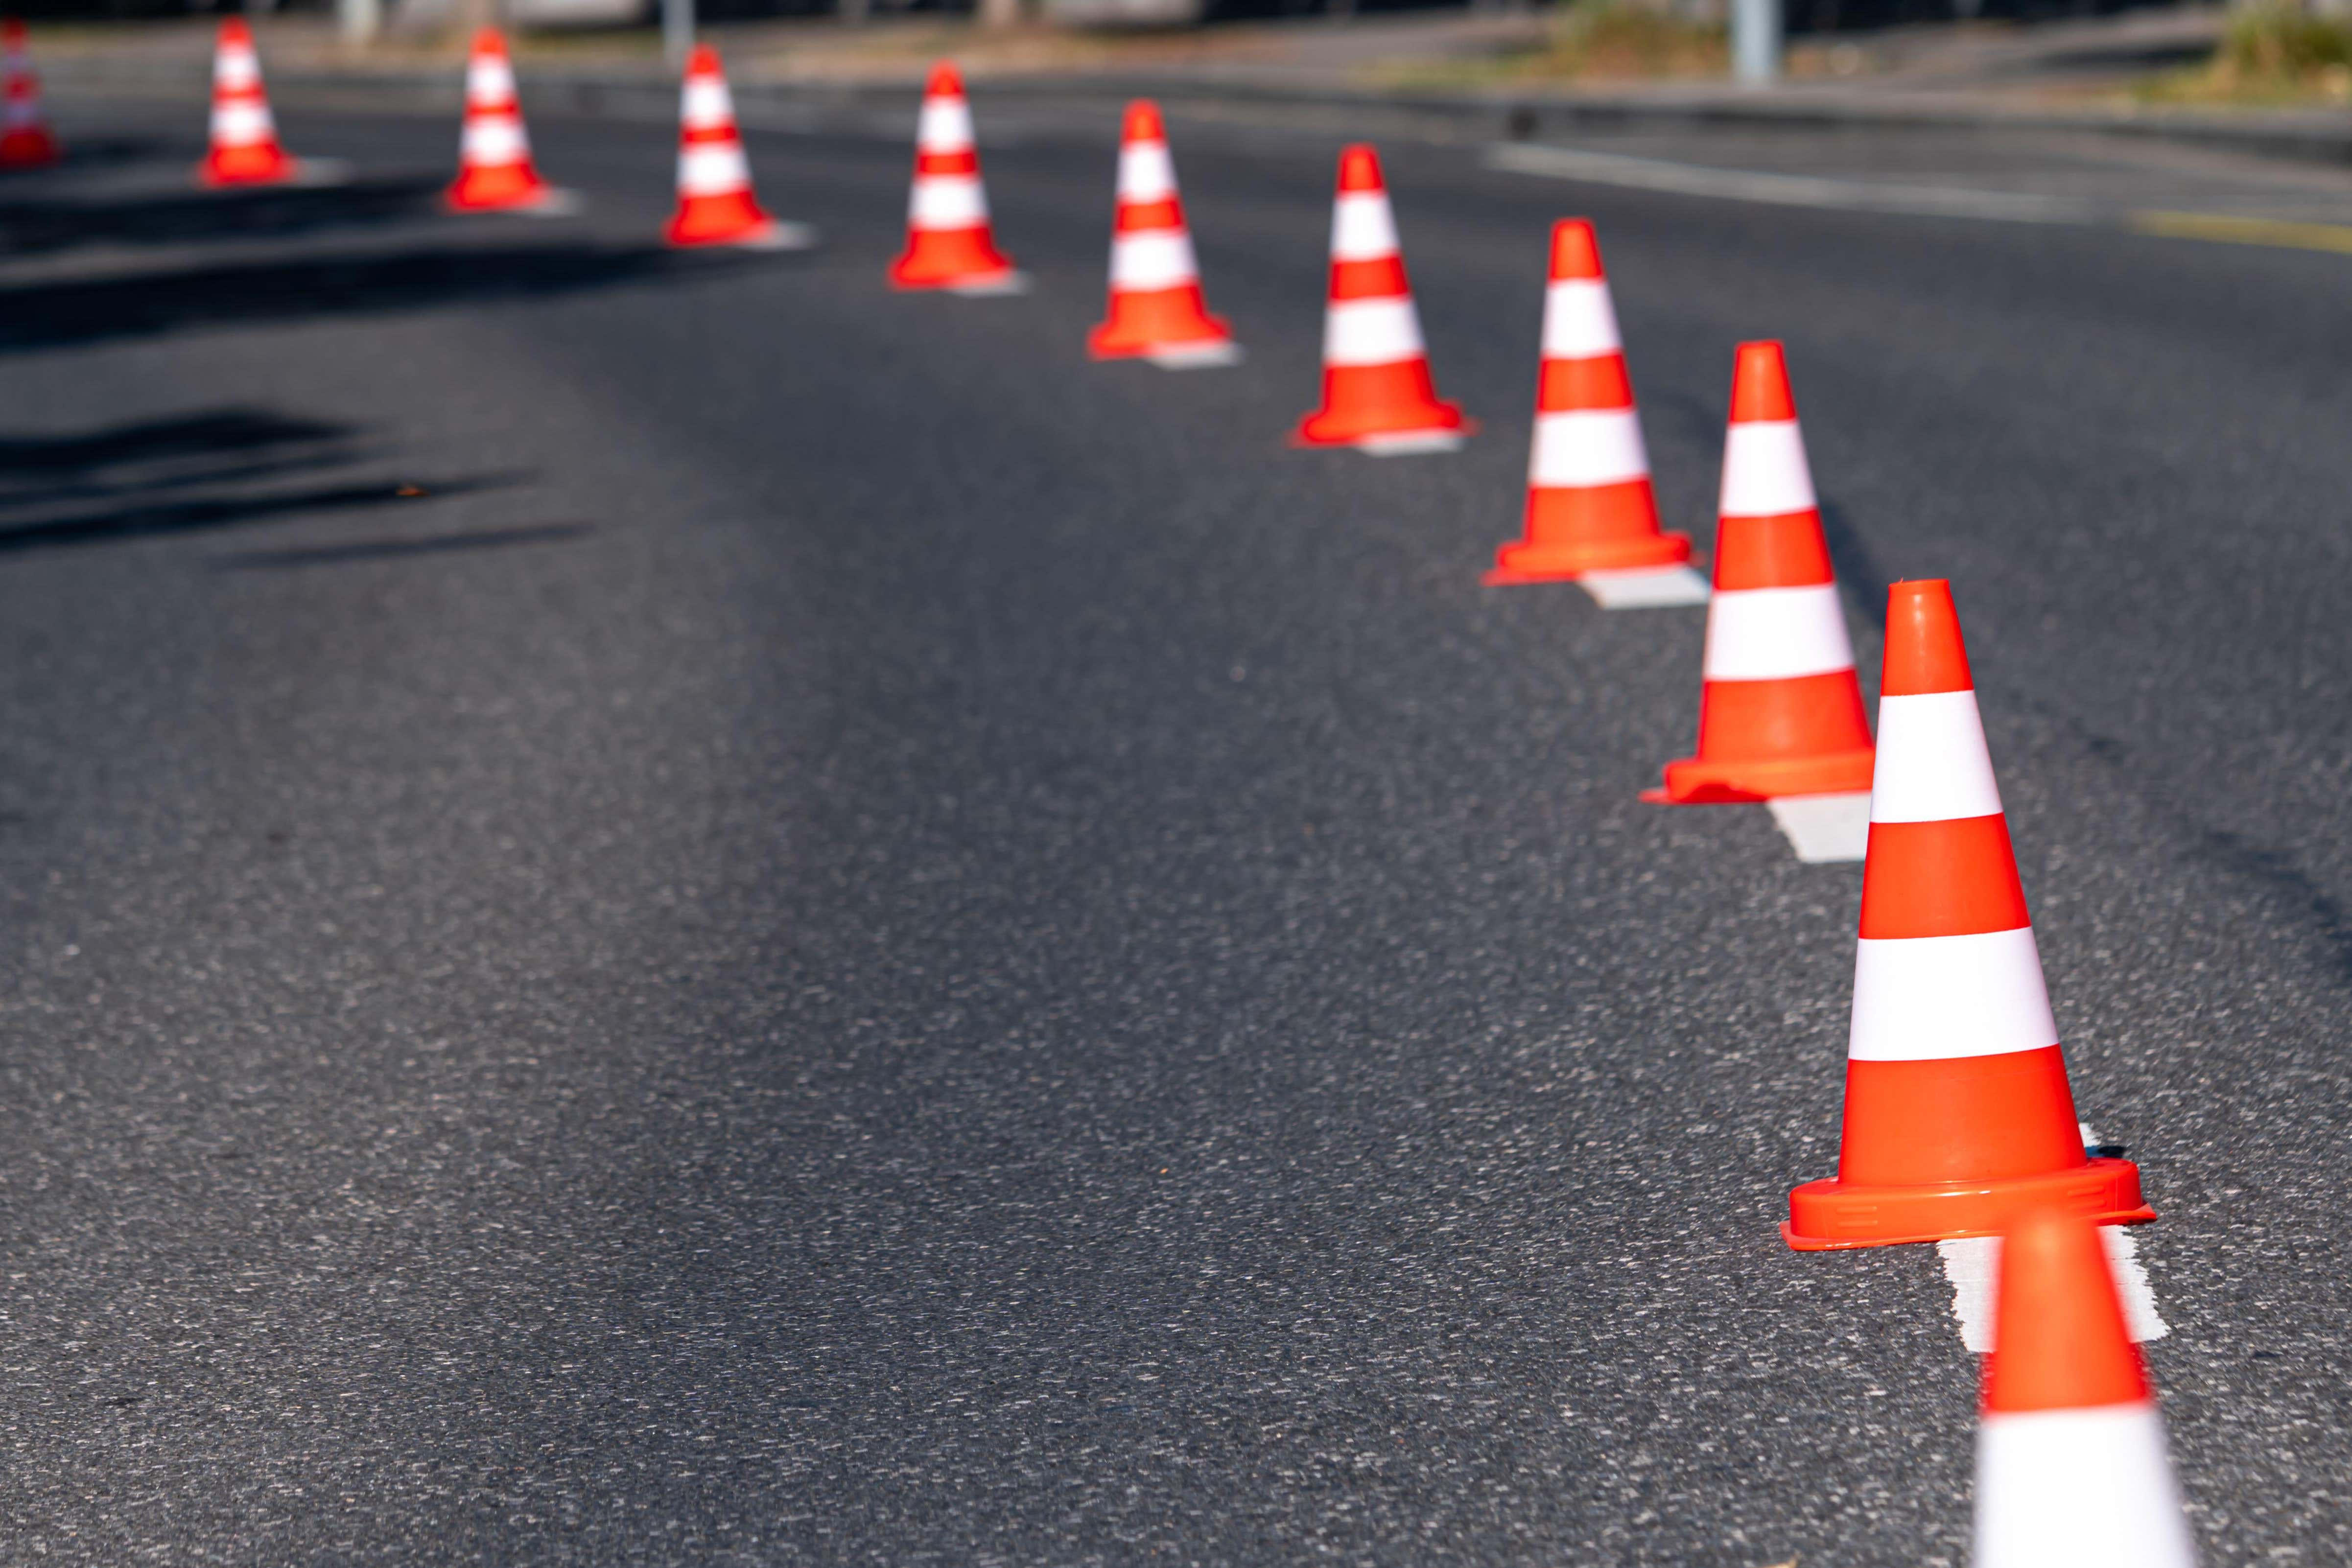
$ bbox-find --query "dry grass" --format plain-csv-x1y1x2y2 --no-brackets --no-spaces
2136,1,2352,105
1372,0,1726,87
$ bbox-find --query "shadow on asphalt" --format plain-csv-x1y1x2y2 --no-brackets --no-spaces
0,242,776,354
0,473,519,554
0,405,521,554
214,521,593,570
0,174,450,256
1817,497,1891,632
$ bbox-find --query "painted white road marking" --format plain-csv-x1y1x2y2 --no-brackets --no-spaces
1355,430,1465,456
1484,142,2093,225
1576,564,1710,608
1144,341,1245,370
1937,1124,2168,1351
1766,791,1872,863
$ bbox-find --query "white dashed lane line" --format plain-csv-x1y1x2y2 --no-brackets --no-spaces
1936,1125,2170,1351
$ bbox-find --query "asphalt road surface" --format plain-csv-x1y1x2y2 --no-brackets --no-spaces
3,84,2350,1566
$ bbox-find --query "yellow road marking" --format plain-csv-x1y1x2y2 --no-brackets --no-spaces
2128,209,2352,255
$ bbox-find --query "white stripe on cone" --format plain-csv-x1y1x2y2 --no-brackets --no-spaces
462,116,528,164
1975,1405,2196,1568
682,77,733,131
1109,230,1198,291
1720,419,1818,516
1700,583,1856,681
1323,297,1424,366
1528,409,1649,488
1117,140,1176,202
1871,691,2006,822
216,49,259,92
678,142,750,197
1539,279,1623,359
909,175,988,228
211,100,274,145
1330,192,1400,261
917,96,975,153
1849,927,2058,1061
468,57,516,101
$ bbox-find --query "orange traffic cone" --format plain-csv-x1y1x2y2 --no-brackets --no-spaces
1087,100,1237,369
199,19,296,187
1485,220,1689,583
1293,144,1472,454
889,62,1022,295
0,19,59,170
665,45,805,250
1974,1207,2196,1567
1645,342,1874,803
447,30,567,214
1784,580,2155,1250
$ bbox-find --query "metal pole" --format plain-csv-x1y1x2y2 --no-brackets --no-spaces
338,0,381,45
1732,0,1780,84
663,0,694,67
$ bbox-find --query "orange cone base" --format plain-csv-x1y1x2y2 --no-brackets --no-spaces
1487,531,1694,584
1486,480,1694,583
200,147,296,187
448,166,559,213
1784,1158,2154,1251
1642,745,1876,805
1089,288,1233,361
0,129,58,168
890,228,1017,291
1293,378,1473,448
667,197,778,248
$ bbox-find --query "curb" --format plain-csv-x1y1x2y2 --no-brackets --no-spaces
38,52,2352,168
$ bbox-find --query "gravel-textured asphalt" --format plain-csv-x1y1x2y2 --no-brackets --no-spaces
1,86,2348,1566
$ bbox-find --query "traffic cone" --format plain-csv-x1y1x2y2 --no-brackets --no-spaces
889,62,1022,295
1974,1207,2197,1567
1645,342,1874,803
1784,580,2155,1250
665,45,804,250
1087,100,1237,369
0,19,59,170
1293,143,1472,454
447,30,566,214
1485,220,1689,582
199,19,296,187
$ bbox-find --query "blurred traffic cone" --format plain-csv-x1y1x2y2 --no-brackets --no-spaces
665,46,804,250
0,19,59,170
1293,143,1472,454
447,30,567,214
1485,220,1689,582
1975,1207,2196,1568
1784,580,2155,1249
1087,100,1237,368
889,62,1022,294
199,19,295,187
1645,342,1873,803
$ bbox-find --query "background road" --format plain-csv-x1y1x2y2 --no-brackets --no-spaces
2,87,2349,1565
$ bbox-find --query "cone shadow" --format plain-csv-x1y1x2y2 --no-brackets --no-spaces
0,241,769,356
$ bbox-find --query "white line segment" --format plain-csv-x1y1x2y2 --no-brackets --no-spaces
1937,1123,2168,1351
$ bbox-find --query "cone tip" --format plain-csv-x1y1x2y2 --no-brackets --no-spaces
3,17,24,44
1983,1206,2151,1416
685,41,721,74
1882,579,1975,697
219,15,252,42
1548,218,1603,281
1336,141,1385,192
471,26,507,54
926,59,965,96
1728,340,1796,423
1122,98,1164,142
